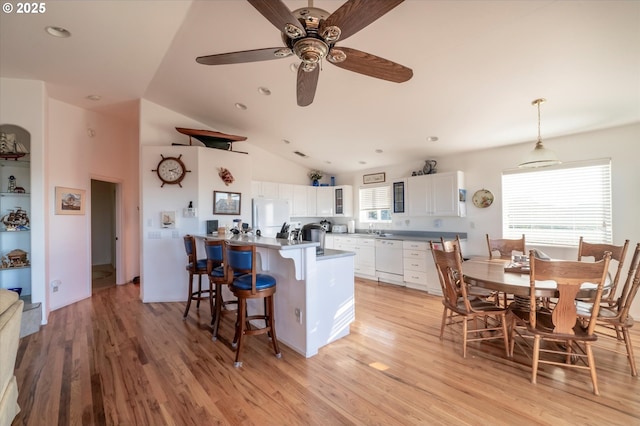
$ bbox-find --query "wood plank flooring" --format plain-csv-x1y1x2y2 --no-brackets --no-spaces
12,278,640,425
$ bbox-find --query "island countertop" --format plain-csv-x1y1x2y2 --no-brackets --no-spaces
201,233,319,250
196,233,355,358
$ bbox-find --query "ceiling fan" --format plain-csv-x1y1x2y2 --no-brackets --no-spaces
196,0,413,106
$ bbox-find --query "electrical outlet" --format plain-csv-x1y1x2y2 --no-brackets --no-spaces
51,280,61,293
294,308,302,324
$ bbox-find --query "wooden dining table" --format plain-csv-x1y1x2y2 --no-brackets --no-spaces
462,257,605,299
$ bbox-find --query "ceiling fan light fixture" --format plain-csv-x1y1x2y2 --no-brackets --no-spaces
519,98,561,168
274,48,293,58
293,38,328,65
284,23,305,39
327,49,346,64
321,26,342,43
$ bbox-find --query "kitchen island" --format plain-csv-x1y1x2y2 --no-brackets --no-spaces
200,234,355,358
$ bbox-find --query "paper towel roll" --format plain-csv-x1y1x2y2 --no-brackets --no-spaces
347,220,355,233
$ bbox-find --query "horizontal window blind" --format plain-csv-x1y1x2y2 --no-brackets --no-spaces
502,159,612,246
359,185,391,210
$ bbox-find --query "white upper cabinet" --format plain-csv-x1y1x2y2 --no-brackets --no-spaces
334,185,353,217
406,171,465,217
252,181,279,199
306,186,317,217
291,184,308,217
316,186,334,216
252,181,353,218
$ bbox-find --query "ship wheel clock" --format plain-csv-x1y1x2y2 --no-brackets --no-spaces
152,154,191,187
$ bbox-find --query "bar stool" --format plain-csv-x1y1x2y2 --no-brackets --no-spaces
226,243,281,367
204,239,238,341
183,235,213,319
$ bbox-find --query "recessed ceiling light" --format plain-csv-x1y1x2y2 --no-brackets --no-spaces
234,103,247,110
45,26,71,38
282,139,290,144
375,149,383,154
426,136,439,142
258,87,271,96
290,63,300,72
325,161,332,164
359,161,367,165
86,95,101,101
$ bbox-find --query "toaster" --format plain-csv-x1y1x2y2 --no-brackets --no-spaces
332,224,347,233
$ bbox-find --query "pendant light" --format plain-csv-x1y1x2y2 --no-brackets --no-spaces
518,98,561,168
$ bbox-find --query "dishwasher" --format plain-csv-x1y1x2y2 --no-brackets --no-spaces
375,239,404,285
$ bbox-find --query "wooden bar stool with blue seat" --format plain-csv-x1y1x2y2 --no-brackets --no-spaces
204,239,238,341
183,234,213,319
226,243,281,367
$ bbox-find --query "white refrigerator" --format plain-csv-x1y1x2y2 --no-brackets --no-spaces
252,198,290,237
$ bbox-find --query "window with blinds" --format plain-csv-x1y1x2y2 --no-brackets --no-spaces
502,158,612,246
359,184,392,223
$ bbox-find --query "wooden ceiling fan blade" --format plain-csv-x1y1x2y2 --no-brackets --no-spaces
329,47,412,83
297,65,320,107
321,0,404,42
247,0,306,37
196,47,289,65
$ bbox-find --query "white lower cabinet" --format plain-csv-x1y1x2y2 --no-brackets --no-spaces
403,241,428,291
403,240,441,295
333,236,376,278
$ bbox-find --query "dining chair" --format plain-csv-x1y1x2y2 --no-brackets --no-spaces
183,235,214,319
577,242,640,376
226,243,281,367
440,235,499,305
486,234,525,259
204,239,238,341
430,241,510,358
576,237,629,306
508,250,612,395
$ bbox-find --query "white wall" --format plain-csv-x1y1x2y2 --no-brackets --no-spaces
139,100,253,302
48,99,139,310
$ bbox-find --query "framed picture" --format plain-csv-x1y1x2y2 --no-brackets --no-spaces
161,211,176,229
213,191,241,215
55,186,86,215
363,172,385,184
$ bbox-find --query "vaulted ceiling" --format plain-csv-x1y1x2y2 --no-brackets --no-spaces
1,1,638,173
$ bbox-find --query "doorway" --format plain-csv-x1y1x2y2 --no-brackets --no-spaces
91,179,118,291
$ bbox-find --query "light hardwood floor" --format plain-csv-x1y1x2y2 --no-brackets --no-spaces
12,278,640,425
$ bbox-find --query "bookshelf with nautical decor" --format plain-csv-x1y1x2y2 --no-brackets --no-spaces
0,126,31,297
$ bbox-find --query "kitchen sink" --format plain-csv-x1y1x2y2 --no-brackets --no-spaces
376,233,394,238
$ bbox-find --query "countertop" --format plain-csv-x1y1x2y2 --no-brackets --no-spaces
200,234,319,251
326,231,467,242
317,249,356,261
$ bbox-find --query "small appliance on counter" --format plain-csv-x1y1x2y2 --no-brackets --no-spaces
301,223,326,255
347,220,355,234
319,219,332,232
332,224,347,233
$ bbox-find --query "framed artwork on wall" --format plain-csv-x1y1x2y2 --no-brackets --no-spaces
213,191,241,215
55,186,86,215
363,172,385,184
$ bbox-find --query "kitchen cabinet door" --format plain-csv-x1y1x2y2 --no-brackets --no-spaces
291,185,307,217
406,172,465,217
392,179,407,216
251,181,279,199
430,171,465,217
334,185,353,216
306,186,317,216
407,175,428,216
316,187,334,216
